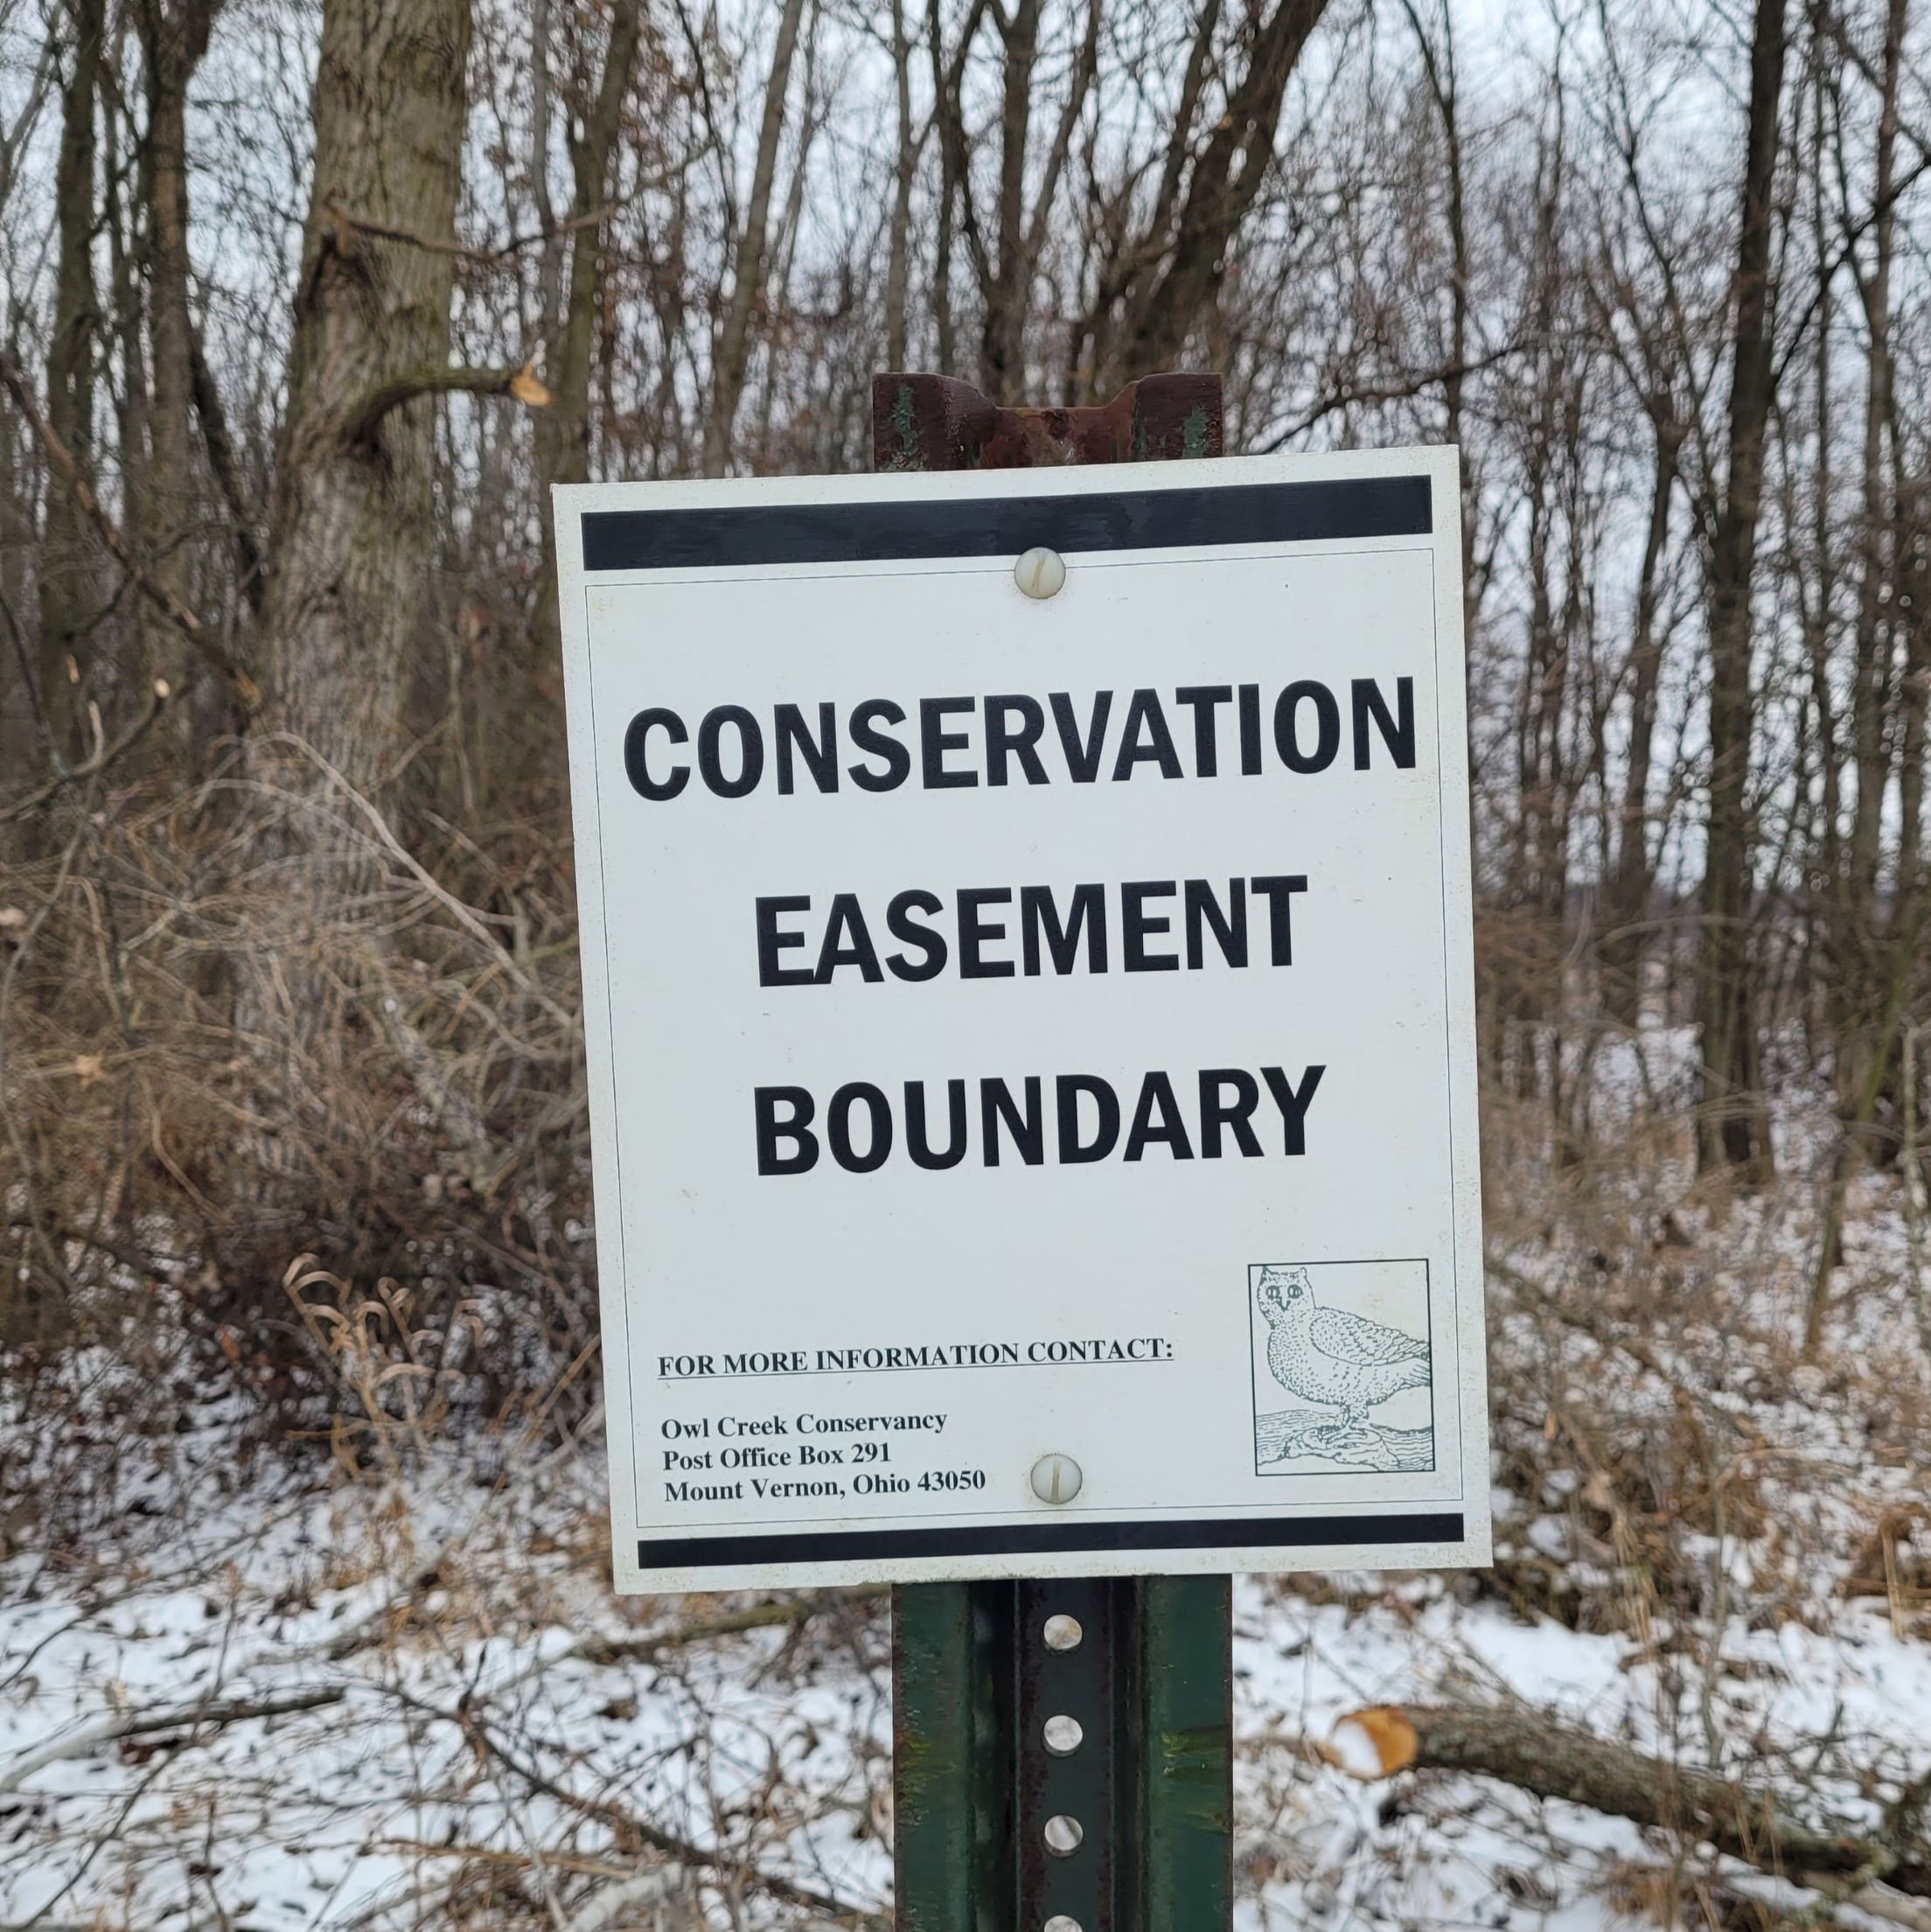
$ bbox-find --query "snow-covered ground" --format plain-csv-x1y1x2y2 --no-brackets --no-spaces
3,1397,1924,1927
4,1038,1928,1929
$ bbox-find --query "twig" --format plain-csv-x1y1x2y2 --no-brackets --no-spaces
0,679,171,822
0,1687,347,1794
1622,1861,1931,1932
253,732,574,1029
562,1866,692,1932
390,1687,884,1924
566,1586,888,1667
0,349,257,708
324,192,633,266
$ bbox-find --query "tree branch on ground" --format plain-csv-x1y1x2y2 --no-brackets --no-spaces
1333,1703,1931,1897
0,1688,348,1794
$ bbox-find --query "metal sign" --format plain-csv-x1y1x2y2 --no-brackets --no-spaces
554,450,1489,1594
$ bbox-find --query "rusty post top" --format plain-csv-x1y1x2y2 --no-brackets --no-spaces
872,372,1223,472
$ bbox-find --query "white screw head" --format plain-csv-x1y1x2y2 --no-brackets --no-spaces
1030,1453,1083,1504
1014,546,1066,599
1042,1814,1084,1857
1042,1714,1084,1756
1042,1613,1084,1650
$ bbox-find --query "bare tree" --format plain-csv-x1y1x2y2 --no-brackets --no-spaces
1073,0,1331,394
258,0,503,785
532,0,645,659
699,0,809,474
133,0,220,617
1696,0,1788,1181
36,0,104,758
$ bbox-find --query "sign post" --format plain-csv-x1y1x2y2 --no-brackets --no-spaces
877,373,1234,1932
552,374,1488,1932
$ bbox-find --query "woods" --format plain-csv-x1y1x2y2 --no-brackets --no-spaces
2,0,1926,1211
3,0,1931,1926
0,0,1924,1242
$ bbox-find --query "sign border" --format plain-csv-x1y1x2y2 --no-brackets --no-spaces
554,447,1490,1590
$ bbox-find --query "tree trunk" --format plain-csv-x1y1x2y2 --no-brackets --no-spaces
701,0,807,477
883,0,916,373
925,0,961,376
1114,0,1330,377
1828,0,1906,1128
977,0,1038,401
1896,464,1928,902
38,0,105,760
1843,0,1904,932
1336,1704,1931,1898
533,0,642,666
1603,415,1682,1026
1695,0,1786,1182
136,0,220,729
255,0,474,788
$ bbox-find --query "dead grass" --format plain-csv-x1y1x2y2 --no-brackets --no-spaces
2,743,596,1539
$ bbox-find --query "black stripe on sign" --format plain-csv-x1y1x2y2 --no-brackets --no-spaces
639,1510,1464,1572
582,475,1431,573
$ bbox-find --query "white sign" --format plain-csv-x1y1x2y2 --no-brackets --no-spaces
554,450,1489,1593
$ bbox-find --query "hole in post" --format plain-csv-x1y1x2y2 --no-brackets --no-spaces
1042,1815,1084,1858
1042,1614,1083,1651
1042,1714,1083,1756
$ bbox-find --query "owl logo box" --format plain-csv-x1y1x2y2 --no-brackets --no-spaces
1248,1260,1436,1475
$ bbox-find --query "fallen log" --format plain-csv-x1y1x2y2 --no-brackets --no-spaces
0,1686,347,1794
1332,1705,1931,1898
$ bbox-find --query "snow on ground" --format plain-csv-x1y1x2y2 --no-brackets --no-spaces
2,1399,1925,1929
0,1432,895,1931
3,1037,1928,1929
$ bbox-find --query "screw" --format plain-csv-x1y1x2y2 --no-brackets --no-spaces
1042,1714,1084,1756
1042,1613,1083,1650
1042,1815,1084,1858
1030,1453,1083,1504
1014,546,1066,599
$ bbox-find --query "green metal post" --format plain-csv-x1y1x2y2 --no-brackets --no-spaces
893,1580,1014,1932
1124,1576,1233,1931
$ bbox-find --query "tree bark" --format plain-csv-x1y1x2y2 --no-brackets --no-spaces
701,0,807,477
37,0,105,760
883,0,916,373
1695,0,1787,1182
1338,1704,1931,1898
533,0,643,662
1113,0,1330,378
255,0,475,788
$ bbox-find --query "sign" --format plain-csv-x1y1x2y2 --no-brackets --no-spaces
554,450,1490,1592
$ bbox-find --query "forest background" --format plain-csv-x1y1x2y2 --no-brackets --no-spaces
2,0,1931,1925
